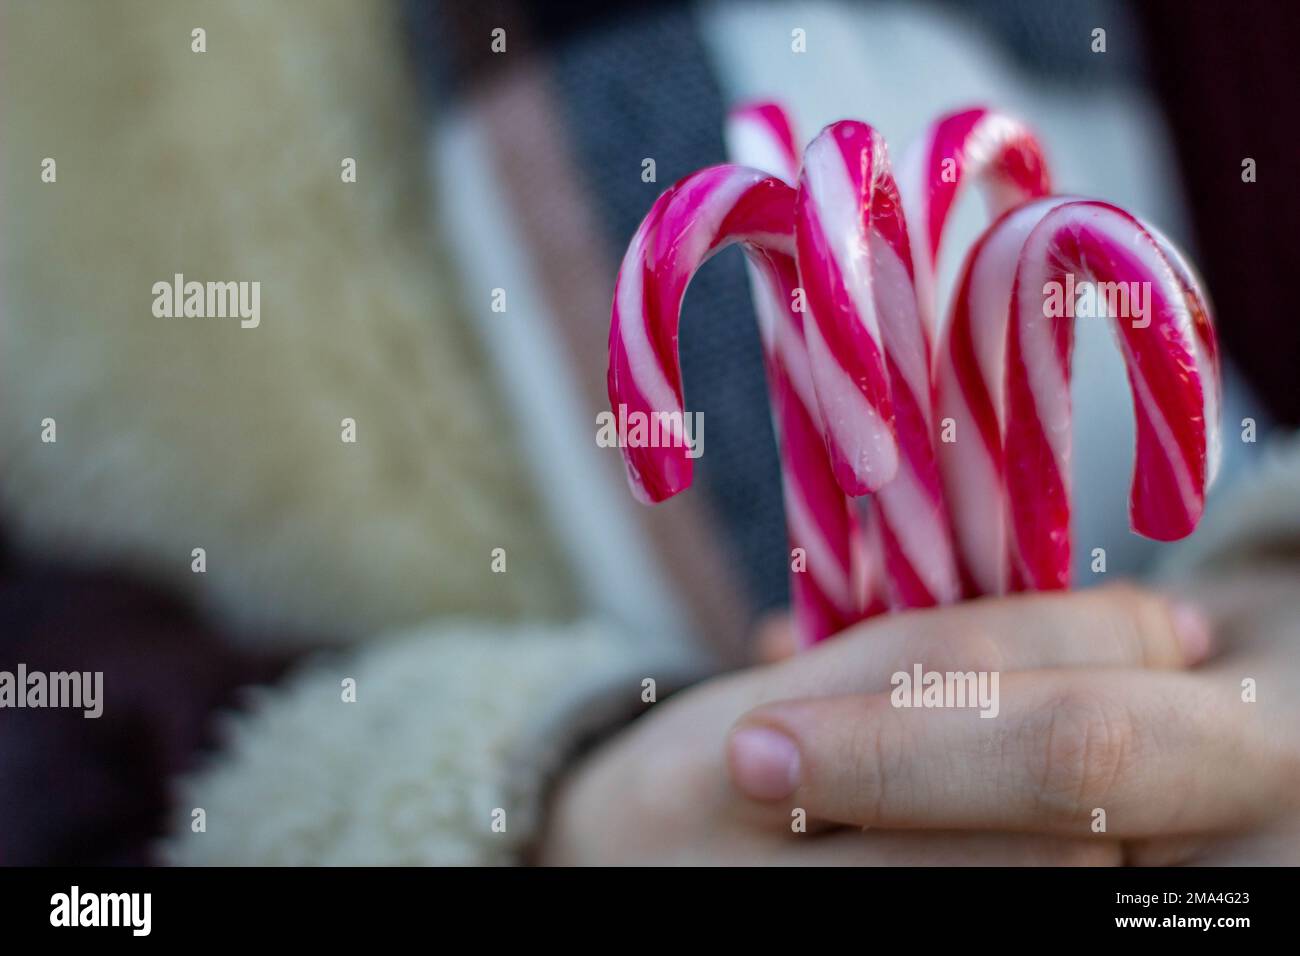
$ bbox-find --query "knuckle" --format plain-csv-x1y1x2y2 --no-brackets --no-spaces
848,698,903,824
1103,584,1173,666
955,628,1007,676
880,635,925,686
1028,690,1134,819
909,628,1005,677
1130,593,1177,665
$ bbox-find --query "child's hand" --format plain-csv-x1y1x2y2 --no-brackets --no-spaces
540,584,1227,865
726,570,1300,865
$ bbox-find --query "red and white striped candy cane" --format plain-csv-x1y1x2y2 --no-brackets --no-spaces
897,107,1053,340
900,109,1050,596
797,121,961,609
725,102,885,640
937,197,1068,594
938,198,1222,593
726,101,801,185
899,107,1049,597
607,164,871,644
1008,200,1221,589
793,121,900,497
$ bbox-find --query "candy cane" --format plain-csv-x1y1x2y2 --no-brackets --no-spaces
611,106,1220,641
607,164,872,643
725,102,886,638
937,197,1068,594
939,198,1221,593
899,108,1050,597
897,107,1053,340
796,121,961,608
793,121,900,497
725,101,801,185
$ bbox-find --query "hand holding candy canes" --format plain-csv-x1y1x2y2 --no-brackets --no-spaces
608,102,1221,646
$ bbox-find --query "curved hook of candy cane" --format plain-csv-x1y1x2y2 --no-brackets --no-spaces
725,100,802,187
724,101,803,358
940,198,1221,594
1008,200,1220,590
606,165,795,496
724,101,882,641
897,107,1052,341
798,120,962,608
1147,229,1223,487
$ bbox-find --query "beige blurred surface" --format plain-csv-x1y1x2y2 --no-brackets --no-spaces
1,0,576,643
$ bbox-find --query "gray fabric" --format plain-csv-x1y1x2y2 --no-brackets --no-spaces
404,0,793,619
934,0,1144,84
549,6,791,616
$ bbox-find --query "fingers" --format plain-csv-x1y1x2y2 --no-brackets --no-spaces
666,824,1121,865
804,829,1122,867
752,612,798,664
728,828,1121,866
764,584,1211,704
729,668,1297,838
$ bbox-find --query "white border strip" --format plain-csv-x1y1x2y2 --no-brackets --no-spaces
430,113,692,650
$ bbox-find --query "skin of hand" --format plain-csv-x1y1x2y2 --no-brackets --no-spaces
538,581,1290,865
725,568,1300,866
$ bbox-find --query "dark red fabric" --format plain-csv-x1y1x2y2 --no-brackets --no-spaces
1138,1,1300,425
0,539,302,865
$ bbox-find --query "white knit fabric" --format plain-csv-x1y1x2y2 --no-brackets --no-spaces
163,619,663,865
1159,432,1300,577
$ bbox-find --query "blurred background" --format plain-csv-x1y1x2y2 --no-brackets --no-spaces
2,0,1297,864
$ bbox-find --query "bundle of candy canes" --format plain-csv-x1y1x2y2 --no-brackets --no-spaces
608,102,1221,647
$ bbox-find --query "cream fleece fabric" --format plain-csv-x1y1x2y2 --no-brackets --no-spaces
163,619,658,866
2,0,574,644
